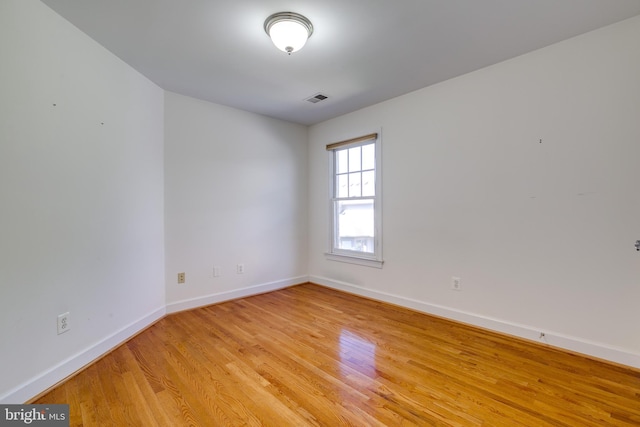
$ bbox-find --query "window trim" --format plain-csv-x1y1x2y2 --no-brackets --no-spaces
325,131,383,268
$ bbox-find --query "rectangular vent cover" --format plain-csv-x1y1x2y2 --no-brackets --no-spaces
305,93,328,103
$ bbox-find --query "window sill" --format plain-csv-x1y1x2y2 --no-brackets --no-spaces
324,253,384,269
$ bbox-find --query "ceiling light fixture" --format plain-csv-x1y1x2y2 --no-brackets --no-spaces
264,12,313,55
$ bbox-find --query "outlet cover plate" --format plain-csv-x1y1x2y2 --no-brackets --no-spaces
57,312,70,335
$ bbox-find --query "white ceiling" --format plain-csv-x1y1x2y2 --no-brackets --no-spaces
40,0,640,125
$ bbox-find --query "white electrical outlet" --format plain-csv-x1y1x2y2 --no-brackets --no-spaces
451,277,461,291
236,264,245,274
213,266,221,277
57,312,70,335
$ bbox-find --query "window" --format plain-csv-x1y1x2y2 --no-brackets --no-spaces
326,132,382,268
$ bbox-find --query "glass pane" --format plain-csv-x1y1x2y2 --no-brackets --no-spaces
348,172,361,197
362,143,375,170
348,146,361,172
336,199,374,254
337,174,348,198
362,171,375,196
336,149,348,174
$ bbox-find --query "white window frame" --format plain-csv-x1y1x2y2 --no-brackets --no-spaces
325,131,383,268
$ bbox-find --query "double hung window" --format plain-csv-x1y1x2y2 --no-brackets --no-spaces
326,133,382,268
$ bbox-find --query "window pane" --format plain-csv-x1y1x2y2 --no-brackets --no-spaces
336,199,374,254
348,172,361,197
348,146,361,172
362,143,375,170
336,149,348,174
337,174,348,198
362,170,375,197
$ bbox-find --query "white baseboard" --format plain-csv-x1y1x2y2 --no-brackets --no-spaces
6,274,635,404
166,275,310,314
0,307,166,404
2,276,309,403
310,275,640,370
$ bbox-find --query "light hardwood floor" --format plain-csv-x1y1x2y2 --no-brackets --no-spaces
35,283,640,426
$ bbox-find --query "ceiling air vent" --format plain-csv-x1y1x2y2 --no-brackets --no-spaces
305,93,328,104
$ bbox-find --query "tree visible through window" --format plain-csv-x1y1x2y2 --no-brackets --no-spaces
327,133,382,266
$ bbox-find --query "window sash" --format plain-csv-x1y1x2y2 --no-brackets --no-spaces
332,198,376,256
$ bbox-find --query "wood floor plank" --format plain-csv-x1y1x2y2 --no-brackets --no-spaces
34,283,640,426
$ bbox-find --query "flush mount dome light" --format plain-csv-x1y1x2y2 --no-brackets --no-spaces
264,12,313,54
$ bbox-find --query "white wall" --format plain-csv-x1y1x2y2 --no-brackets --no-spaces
0,0,165,402
164,92,308,312
308,16,640,367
